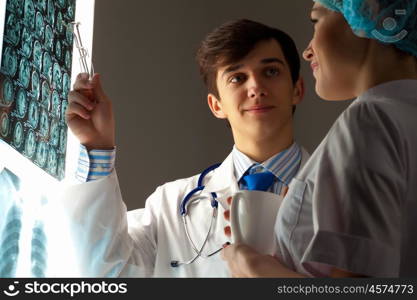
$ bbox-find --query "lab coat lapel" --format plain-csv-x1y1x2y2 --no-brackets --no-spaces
203,152,239,209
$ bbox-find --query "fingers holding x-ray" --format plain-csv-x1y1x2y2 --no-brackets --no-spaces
66,101,91,121
66,90,95,121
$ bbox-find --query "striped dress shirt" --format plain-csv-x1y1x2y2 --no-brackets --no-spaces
76,145,115,182
76,143,302,189
232,142,302,195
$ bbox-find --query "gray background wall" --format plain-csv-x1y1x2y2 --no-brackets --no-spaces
92,0,351,210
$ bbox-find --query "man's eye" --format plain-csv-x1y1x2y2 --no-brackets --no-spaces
229,74,245,83
265,68,279,77
310,18,318,26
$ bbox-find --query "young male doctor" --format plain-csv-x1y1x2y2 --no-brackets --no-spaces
63,19,309,277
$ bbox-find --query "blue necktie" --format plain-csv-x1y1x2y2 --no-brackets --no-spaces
240,169,276,192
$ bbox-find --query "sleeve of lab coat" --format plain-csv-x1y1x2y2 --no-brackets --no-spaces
60,169,159,277
301,100,406,277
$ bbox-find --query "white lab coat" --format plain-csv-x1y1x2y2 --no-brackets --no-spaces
61,149,310,277
275,80,417,277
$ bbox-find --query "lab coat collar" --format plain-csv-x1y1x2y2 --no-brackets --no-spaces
358,79,417,102
203,152,238,209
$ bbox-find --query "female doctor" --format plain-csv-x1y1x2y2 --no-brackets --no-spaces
222,0,417,277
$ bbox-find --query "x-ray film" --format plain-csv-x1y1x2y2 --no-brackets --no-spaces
0,0,76,180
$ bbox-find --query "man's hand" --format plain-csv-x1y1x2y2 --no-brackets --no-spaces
66,73,115,150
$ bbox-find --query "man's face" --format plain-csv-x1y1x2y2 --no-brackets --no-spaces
208,39,303,144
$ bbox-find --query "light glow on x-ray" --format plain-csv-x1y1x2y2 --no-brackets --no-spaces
0,0,95,277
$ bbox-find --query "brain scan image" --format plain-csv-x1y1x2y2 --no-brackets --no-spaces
1,113,10,137
49,121,59,147
41,81,51,110
55,40,62,61
5,14,21,46
56,11,64,34
44,25,53,51
31,71,40,101
24,0,35,29
13,122,23,149
57,0,66,9
42,51,52,81
15,89,28,118
47,149,57,175
65,50,71,70
66,26,73,46
39,110,49,138
52,63,62,92
25,129,37,158
59,127,67,153
1,0,76,180
28,101,40,129
60,100,68,122
35,12,45,41
36,141,48,167
21,28,33,58
57,157,65,179
2,47,18,77
51,91,60,118
47,0,55,27
62,72,70,97
37,0,47,12
33,40,43,71
2,77,14,105
7,0,23,15
19,58,31,89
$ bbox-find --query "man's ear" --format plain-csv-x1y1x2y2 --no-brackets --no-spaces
207,93,227,119
292,76,305,105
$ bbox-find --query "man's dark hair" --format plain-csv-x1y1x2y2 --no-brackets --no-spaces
196,19,301,99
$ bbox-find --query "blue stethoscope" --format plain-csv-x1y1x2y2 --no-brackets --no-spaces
170,163,224,268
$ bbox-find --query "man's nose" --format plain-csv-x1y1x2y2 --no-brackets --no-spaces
247,77,267,99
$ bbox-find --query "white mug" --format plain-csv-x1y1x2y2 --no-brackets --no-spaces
230,190,284,255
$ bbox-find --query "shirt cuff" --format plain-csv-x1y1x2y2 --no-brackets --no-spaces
76,145,116,182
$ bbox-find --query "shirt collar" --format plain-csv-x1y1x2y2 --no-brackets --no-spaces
232,142,302,185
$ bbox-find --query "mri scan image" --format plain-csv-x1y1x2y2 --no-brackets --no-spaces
0,0,77,180
5,14,21,46
42,51,52,82
2,77,14,105
1,113,9,137
13,121,23,149
35,11,45,41
28,100,39,129
21,28,32,58
19,58,30,89
23,0,35,29
31,70,40,101
36,141,48,167
24,129,36,158
15,88,27,118
33,40,42,71
1,47,18,77
49,120,59,147
44,25,53,52
41,81,50,110
51,90,60,118
39,110,49,138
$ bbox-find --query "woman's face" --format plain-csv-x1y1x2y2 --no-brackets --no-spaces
303,3,369,100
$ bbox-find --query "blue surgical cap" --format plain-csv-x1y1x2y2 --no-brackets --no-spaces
313,0,417,57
